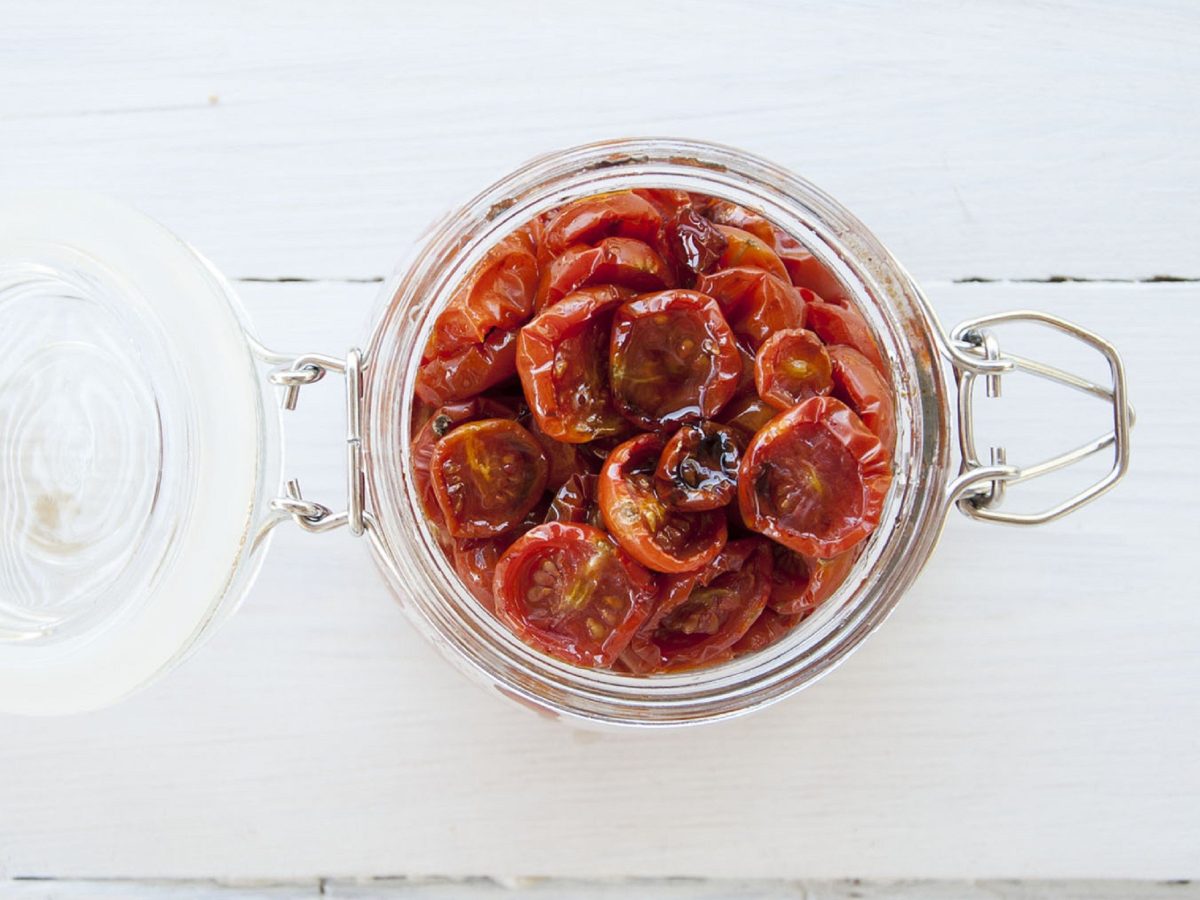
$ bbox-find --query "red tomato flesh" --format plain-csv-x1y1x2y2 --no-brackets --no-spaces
754,328,834,410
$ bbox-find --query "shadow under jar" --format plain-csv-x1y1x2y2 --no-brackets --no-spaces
0,139,1130,724
362,138,1132,727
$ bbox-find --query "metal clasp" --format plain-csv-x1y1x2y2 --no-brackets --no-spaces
265,348,369,536
944,310,1133,525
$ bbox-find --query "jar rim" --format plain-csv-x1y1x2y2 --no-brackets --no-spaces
362,138,953,727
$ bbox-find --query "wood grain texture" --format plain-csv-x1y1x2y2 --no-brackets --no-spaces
0,281,1196,881
1,0,1197,282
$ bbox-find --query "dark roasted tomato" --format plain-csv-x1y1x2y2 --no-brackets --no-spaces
712,225,790,282
609,289,742,430
665,206,728,282
493,522,657,667
536,237,673,310
426,227,539,359
516,285,629,443
806,301,887,373
622,538,772,672
546,471,601,527
598,433,727,573
767,544,858,616
415,326,520,406
828,345,897,455
754,327,834,410
731,607,801,656
738,396,892,557
412,398,517,528
541,191,663,257
692,266,808,349
530,418,591,490
430,418,549,538
654,422,741,511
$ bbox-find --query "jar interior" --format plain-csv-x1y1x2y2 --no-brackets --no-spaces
363,139,952,726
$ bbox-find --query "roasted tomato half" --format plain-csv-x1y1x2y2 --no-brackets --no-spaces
546,471,602,527
426,226,539,359
767,544,859,616
609,289,742,430
720,394,778,444
654,422,741,512
451,536,513,612
415,326,520,406
493,522,657,668
622,538,772,672
754,327,834,410
599,433,727,573
430,418,549,538
805,301,887,373
541,191,664,258
536,236,673,310
516,285,629,443
692,266,808,349
712,225,790,282
828,344,897,455
738,396,892,557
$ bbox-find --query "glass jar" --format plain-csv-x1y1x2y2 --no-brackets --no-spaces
0,139,1131,724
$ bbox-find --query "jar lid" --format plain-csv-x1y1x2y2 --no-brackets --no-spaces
0,193,274,715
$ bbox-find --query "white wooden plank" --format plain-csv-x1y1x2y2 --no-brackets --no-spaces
1,0,1197,282
0,281,1194,882
3,879,1197,900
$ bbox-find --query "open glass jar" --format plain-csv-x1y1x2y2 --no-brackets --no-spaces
0,139,1131,724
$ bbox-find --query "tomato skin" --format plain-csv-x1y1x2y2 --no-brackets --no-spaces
599,433,727,573
738,396,892,558
546,471,601,527
542,192,663,257
731,607,801,656
516,285,629,443
430,418,550,538
415,326,520,406
713,225,790,282
692,266,808,349
654,422,741,512
665,206,728,283
609,289,742,431
452,536,511,611
426,227,539,359
754,327,834,410
767,544,858,616
536,236,674,310
721,394,778,444
622,537,772,672
828,345,897,455
493,522,658,668
806,301,887,373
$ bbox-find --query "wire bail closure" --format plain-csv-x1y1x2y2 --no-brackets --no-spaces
943,310,1133,525
266,349,369,536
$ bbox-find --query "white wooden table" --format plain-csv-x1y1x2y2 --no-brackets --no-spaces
2,2,1198,896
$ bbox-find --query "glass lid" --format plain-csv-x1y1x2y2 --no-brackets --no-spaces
0,192,277,715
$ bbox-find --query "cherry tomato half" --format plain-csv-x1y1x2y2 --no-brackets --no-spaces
766,544,858,616
805,301,887,373
493,522,657,668
452,536,511,612
622,538,772,672
731,607,801,656
738,396,892,557
516,285,629,443
430,418,550,538
692,266,808,349
828,345,897,455
609,289,742,430
541,191,663,257
665,206,728,282
415,326,520,406
412,398,517,528
599,433,727,573
720,394,778,443
426,227,539,358
713,225,790,282
654,421,741,512
754,327,834,410
536,236,673,310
